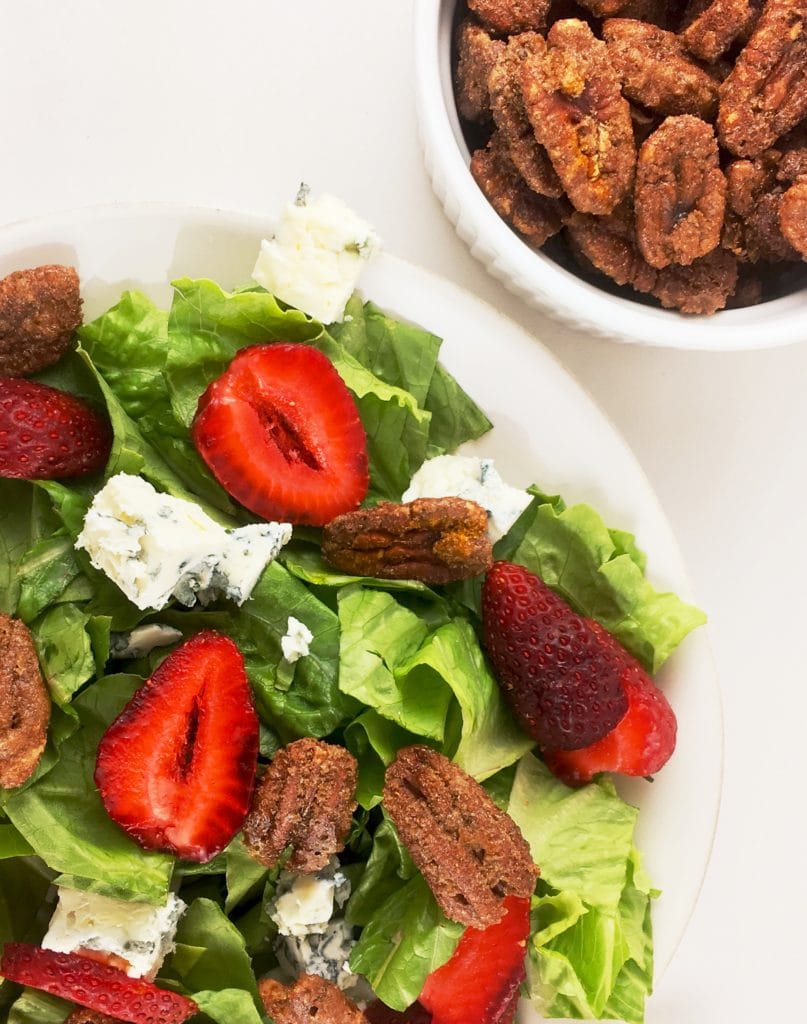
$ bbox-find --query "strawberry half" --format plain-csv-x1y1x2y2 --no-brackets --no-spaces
419,895,530,1024
192,343,369,525
482,561,629,750
543,660,677,785
0,944,196,1024
0,378,111,479
95,630,259,862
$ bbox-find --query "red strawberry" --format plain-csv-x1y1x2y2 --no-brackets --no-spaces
419,895,530,1024
192,343,369,525
0,378,111,479
482,561,629,750
364,1002,432,1023
543,660,677,785
95,630,259,862
0,944,196,1024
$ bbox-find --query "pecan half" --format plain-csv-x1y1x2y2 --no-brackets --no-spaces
602,19,720,119
723,153,800,261
66,1011,117,1024
521,19,636,215
383,746,538,929
652,248,739,313
777,124,807,182
242,738,358,872
489,33,565,198
566,203,659,293
1,613,50,789
468,0,550,36
455,19,505,123
260,975,365,1024
322,497,494,585
635,116,727,268
718,0,807,157
780,179,807,257
0,265,82,377
680,0,762,64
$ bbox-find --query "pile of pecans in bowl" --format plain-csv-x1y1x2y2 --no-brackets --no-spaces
454,0,807,315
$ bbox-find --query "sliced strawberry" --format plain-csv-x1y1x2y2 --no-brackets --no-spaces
364,1001,432,1023
95,630,259,862
543,660,677,785
419,895,530,1024
481,561,629,750
0,944,195,1024
0,378,111,479
192,343,369,525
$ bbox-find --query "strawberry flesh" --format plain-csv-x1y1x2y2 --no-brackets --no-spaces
95,630,259,862
419,895,530,1024
481,561,629,750
543,660,677,785
0,378,111,479
192,343,368,525
0,944,195,1024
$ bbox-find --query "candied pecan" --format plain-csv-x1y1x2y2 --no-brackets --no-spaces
520,19,636,214
489,33,565,197
680,0,762,63
718,0,807,157
777,124,807,182
602,19,720,119
723,154,800,261
635,116,727,268
727,269,765,306
0,265,82,377
383,746,537,929
566,204,659,292
455,19,505,123
259,975,365,1024
322,497,494,585
242,738,357,872
780,179,807,257
468,0,551,35
65,1012,117,1024
0,613,50,789
652,248,739,312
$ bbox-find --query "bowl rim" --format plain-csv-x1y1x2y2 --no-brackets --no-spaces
412,0,807,350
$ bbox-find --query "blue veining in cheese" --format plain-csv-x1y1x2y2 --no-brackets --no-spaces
75,473,292,611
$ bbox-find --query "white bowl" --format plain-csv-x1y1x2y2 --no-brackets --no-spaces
413,0,807,349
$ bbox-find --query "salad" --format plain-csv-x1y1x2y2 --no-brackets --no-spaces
0,194,705,1024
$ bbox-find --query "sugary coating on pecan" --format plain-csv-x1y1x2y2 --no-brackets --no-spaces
383,746,538,929
779,179,807,257
602,19,720,119
322,497,495,585
718,0,807,157
635,116,727,268
565,204,659,292
489,33,565,197
680,0,761,63
777,124,807,181
520,19,636,214
455,19,505,123
723,154,800,261
0,613,50,789
470,134,566,243
0,264,82,377
468,0,551,35
242,738,358,872
65,1012,117,1024
259,975,365,1024
652,248,739,312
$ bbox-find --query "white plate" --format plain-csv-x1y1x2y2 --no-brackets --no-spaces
0,204,722,1021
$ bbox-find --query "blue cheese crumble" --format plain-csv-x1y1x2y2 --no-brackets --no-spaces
109,623,183,659
42,888,186,980
75,473,292,611
281,616,313,663
251,190,379,324
268,858,362,993
402,454,532,542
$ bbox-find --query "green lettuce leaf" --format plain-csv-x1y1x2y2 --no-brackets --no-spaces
344,710,422,809
349,874,463,1011
6,990,73,1024
0,704,79,811
224,836,269,914
0,824,35,859
193,990,264,1024
30,605,110,705
0,482,66,616
347,816,415,927
4,674,174,904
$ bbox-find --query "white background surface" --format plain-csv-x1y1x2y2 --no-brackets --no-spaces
1,2,805,1021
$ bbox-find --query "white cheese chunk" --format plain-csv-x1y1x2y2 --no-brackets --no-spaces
42,888,186,980
109,623,183,659
269,858,350,938
281,616,313,663
275,918,361,993
251,190,379,324
403,454,532,542
75,473,292,611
